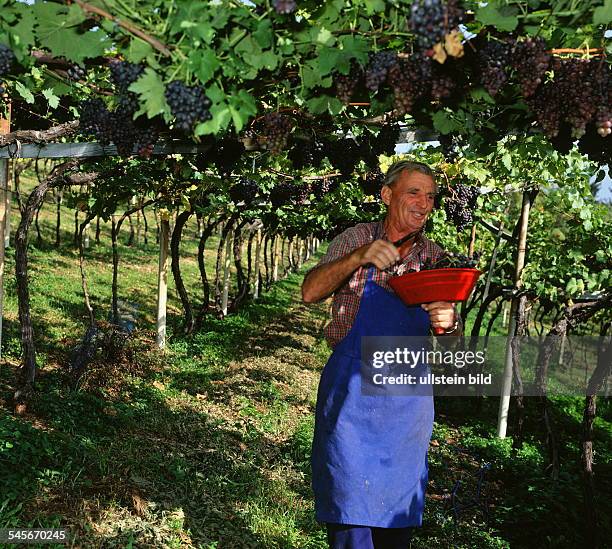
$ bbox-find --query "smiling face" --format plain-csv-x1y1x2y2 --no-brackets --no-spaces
381,169,436,236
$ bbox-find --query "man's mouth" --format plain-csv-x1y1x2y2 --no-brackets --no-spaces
411,211,427,219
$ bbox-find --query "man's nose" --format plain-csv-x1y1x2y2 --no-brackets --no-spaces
416,194,428,208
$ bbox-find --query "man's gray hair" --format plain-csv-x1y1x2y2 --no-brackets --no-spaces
384,160,437,191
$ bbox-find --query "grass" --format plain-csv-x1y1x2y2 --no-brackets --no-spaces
1,172,611,547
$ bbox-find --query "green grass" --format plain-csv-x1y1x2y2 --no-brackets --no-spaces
1,172,611,547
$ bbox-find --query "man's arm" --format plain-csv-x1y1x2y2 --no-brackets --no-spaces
302,240,400,303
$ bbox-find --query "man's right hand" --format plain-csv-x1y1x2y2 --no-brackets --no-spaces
302,239,400,303
354,239,400,271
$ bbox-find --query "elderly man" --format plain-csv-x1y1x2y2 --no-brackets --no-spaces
302,160,460,549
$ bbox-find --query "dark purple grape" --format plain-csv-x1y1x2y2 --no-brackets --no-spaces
165,80,212,133
0,44,15,76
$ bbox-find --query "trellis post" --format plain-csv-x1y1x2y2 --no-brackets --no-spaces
221,227,233,315
0,117,9,358
156,211,170,349
254,228,262,299
497,190,533,438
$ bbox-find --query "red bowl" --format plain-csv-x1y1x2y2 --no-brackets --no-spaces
388,268,481,306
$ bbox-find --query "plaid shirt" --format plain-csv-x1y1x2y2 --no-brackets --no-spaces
311,221,445,348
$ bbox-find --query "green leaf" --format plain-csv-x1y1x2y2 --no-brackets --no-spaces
14,81,34,104
189,49,220,84
593,0,612,25
501,152,512,171
317,48,342,76
227,90,257,133
302,60,332,89
253,19,273,49
306,95,344,115
195,102,232,135
476,0,519,32
41,88,59,109
11,5,35,48
128,69,170,119
362,0,386,15
432,110,461,135
125,38,155,65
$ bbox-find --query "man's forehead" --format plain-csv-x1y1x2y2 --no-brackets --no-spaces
395,171,436,190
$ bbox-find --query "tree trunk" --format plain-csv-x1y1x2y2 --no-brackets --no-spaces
582,326,611,548
170,210,195,334
73,209,79,248
14,161,76,403
34,201,43,247
55,189,62,247
95,216,101,243
214,213,238,313
196,216,221,325
78,213,97,328
231,219,251,311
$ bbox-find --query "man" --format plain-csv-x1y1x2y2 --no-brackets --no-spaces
302,160,459,549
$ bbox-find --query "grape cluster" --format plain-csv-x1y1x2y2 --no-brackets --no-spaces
431,71,455,101
387,56,430,115
270,181,297,208
261,113,293,154
360,170,385,196
408,0,464,50
288,138,326,170
371,123,400,156
528,57,610,139
443,183,479,231
78,98,115,145
165,80,212,133
0,44,14,76
312,177,338,199
272,0,297,14
336,69,361,104
596,109,611,137
67,64,86,82
78,98,160,157
229,177,259,205
416,251,480,272
325,138,360,177
295,181,312,204
477,39,512,96
211,138,246,176
511,37,550,98
365,51,398,93
109,60,144,92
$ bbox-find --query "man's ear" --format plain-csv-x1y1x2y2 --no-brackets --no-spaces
381,184,392,206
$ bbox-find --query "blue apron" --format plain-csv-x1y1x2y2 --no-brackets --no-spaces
312,268,434,528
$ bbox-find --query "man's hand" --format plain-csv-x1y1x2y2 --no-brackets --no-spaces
354,240,400,271
421,301,457,332
302,239,399,303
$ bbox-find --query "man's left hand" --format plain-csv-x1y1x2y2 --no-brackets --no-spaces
421,301,457,332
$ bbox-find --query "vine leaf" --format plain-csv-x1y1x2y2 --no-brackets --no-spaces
34,2,109,63
14,82,34,104
41,88,59,109
476,0,519,32
189,49,220,84
432,111,461,135
128,69,170,120
593,0,612,25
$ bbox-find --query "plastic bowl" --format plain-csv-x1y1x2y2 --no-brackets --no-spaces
388,268,481,306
